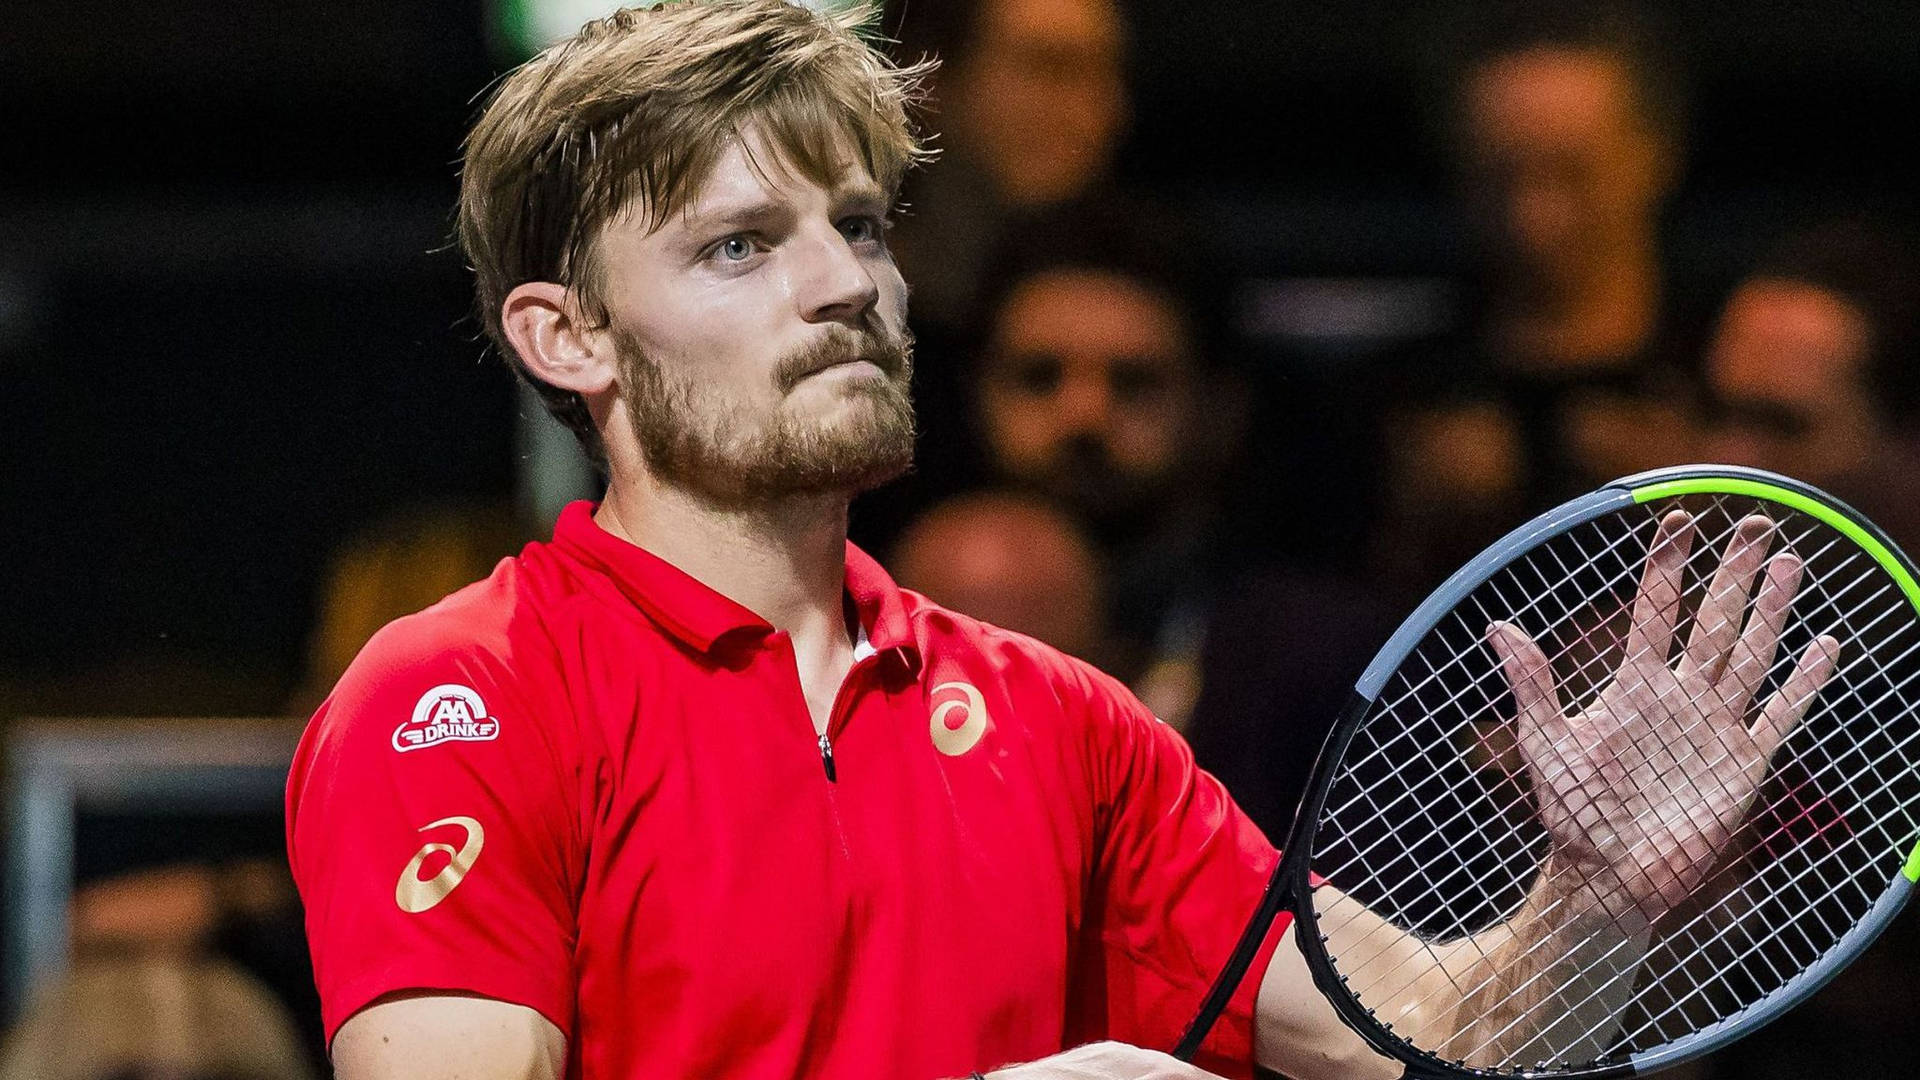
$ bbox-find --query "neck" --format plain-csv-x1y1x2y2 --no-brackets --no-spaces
1492,239,1659,372
594,469,853,643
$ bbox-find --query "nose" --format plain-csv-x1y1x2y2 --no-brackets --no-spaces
793,225,879,327
1055,368,1111,434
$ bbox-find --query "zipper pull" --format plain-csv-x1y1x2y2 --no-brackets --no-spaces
817,732,837,783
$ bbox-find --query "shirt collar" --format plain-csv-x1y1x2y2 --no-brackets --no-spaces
844,539,921,671
551,501,921,670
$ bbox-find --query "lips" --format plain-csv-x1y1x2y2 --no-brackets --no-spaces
776,336,907,392
803,356,883,378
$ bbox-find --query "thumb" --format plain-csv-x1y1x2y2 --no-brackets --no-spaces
1488,621,1561,734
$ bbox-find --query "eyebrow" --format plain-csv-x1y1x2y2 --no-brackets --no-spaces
833,181,892,212
684,178,893,230
681,197,789,237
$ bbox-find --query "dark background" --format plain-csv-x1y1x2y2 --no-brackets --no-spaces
5,1,1916,703
1,2,1917,1075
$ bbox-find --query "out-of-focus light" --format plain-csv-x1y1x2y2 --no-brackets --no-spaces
1237,277,1461,361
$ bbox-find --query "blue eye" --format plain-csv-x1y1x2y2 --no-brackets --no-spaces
717,236,754,262
840,216,883,244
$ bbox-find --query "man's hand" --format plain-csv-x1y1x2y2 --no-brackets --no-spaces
1489,509,1841,923
976,1042,1229,1079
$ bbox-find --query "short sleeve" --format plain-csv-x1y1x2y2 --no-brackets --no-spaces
285,612,582,1045
1065,662,1291,1080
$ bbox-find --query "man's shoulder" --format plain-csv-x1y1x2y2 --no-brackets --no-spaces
295,553,584,774
321,552,574,722
358,561,537,669
899,589,1130,708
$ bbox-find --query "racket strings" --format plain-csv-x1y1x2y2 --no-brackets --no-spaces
1333,718,1741,1042
1473,528,1890,894
1613,671,1920,1042
1324,551,1732,950
1308,495,1920,1072
1328,504,1855,901
1356,517,1654,735
1438,643,1915,1059
1323,515,1848,924
1601,734,1918,1053
1369,755,1789,1063
1457,751,1902,1067
1559,538,1904,976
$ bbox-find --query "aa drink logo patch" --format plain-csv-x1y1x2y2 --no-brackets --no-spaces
393,684,501,752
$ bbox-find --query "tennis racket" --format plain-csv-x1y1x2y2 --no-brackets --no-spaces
1174,464,1920,1078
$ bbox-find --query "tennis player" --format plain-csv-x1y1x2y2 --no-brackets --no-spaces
286,3,1837,1078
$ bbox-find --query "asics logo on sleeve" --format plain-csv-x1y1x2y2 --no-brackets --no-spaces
393,684,501,752
929,681,988,756
395,816,485,913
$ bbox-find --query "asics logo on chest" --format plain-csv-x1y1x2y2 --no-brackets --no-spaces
929,681,988,756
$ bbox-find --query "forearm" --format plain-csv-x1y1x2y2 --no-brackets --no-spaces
1429,862,1652,1067
1322,866,1649,1070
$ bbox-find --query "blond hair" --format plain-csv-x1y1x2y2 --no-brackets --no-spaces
458,0,933,467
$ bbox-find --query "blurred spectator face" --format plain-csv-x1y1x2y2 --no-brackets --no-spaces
1373,399,1531,594
1460,47,1672,289
1704,278,1878,481
978,269,1199,522
1395,401,1525,510
947,0,1126,207
0,953,316,1080
892,492,1105,660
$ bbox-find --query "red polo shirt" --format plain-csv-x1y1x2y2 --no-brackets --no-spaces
287,502,1289,1079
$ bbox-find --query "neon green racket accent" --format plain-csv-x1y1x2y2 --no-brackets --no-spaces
1906,841,1920,883
1632,477,1920,616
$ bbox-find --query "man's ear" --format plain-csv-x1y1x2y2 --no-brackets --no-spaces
501,282,619,396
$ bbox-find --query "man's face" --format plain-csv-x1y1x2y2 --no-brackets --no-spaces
589,125,916,506
1704,278,1875,481
1460,48,1671,287
951,0,1126,208
978,269,1197,522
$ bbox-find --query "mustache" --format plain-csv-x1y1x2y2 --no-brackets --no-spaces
773,326,914,393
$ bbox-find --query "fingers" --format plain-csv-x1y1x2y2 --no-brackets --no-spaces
1753,634,1841,764
1037,1041,1231,1078
1488,621,1561,734
1717,553,1806,712
1622,510,1695,674
1678,515,1775,685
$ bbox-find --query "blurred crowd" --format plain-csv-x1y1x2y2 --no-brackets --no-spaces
2,0,1917,1077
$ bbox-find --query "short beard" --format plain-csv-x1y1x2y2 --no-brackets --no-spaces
617,323,917,509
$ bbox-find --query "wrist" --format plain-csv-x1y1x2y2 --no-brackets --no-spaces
1535,854,1656,936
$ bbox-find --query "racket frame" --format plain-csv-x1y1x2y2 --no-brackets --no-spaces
1174,464,1920,1079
